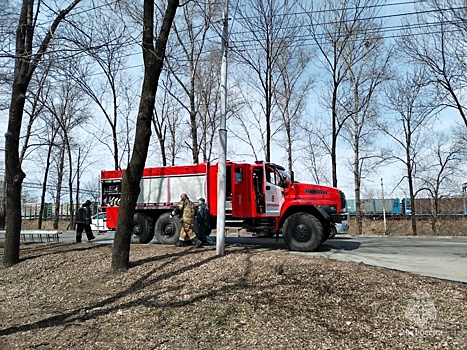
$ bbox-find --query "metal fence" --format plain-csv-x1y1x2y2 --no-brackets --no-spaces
21,202,98,220
346,197,467,217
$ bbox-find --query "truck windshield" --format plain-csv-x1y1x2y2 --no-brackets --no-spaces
266,163,292,184
277,169,291,182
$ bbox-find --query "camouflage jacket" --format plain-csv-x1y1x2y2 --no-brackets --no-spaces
172,197,195,224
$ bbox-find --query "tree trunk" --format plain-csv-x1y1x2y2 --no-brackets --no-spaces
354,132,362,235
4,83,27,267
53,144,65,229
190,76,199,164
38,146,53,229
66,135,74,228
3,0,83,267
407,163,417,236
111,0,179,272
73,148,82,230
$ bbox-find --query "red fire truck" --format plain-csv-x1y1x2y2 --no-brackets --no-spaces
100,161,348,251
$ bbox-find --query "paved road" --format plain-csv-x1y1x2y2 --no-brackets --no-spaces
222,234,467,284
2,230,466,284
313,236,467,284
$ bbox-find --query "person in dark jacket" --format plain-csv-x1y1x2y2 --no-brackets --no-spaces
75,200,95,243
196,198,213,245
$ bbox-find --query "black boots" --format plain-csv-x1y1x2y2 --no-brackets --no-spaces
175,238,203,248
192,237,203,248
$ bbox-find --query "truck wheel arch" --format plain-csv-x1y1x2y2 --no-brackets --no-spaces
282,212,323,252
154,212,181,245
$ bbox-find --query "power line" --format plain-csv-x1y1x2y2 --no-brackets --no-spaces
1,3,465,79
22,181,98,195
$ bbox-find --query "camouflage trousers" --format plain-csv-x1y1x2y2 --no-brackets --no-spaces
179,222,196,241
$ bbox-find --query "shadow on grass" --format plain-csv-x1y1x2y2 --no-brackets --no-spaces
17,242,106,262
0,237,363,337
0,246,266,337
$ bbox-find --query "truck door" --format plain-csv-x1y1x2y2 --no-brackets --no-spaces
264,165,285,217
231,164,252,217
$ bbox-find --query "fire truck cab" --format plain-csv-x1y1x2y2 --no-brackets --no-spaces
100,161,347,252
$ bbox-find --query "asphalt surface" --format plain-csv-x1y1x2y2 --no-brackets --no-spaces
1,230,466,284
222,233,467,284
316,236,467,285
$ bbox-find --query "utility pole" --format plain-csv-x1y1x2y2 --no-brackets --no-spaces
381,178,387,234
216,0,229,256
462,182,467,216
0,158,5,230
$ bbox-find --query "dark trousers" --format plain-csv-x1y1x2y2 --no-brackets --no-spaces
76,223,94,242
197,223,213,244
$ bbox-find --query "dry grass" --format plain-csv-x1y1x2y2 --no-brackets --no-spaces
20,219,71,231
350,216,467,237
0,242,465,350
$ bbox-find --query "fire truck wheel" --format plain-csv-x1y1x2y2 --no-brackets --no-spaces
154,212,181,245
283,212,323,252
328,225,337,239
131,213,154,244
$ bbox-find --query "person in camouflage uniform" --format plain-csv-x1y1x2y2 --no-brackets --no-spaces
171,193,202,247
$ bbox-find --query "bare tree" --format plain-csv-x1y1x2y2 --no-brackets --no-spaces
303,0,387,187
231,0,308,163
402,0,467,127
66,3,139,170
81,176,101,204
195,46,223,163
152,75,183,166
45,80,91,229
0,0,18,99
16,58,56,230
340,18,393,235
18,64,53,164
379,67,442,235
274,41,313,174
300,128,331,185
73,142,98,228
3,0,82,268
416,132,465,233
52,141,66,228
35,109,61,229
453,122,467,150
164,1,219,164
228,87,265,161
111,0,179,272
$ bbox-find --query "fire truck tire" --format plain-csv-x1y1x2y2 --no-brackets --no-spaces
328,225,337,239
154,212,181,245
131,213,154,244
283,212,323,252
